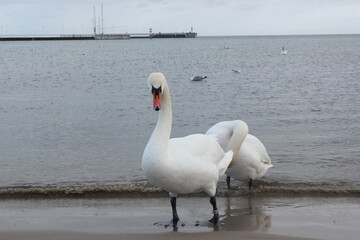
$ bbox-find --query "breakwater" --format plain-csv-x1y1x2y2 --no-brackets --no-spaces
0,32,197,41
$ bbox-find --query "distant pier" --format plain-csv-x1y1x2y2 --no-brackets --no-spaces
94,34,130,40
0,32,197,41
0,34,94,41
130,32,197,39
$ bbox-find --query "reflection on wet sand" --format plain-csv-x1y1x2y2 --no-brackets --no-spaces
219,197,271,232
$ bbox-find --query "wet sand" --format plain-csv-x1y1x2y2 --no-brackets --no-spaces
0,196,359,240
0,231,313,240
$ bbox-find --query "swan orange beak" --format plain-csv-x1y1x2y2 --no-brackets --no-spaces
153,92,161,111
151,86,162,111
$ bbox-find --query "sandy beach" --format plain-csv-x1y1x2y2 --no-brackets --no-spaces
0,231,314,240
0,196,359,240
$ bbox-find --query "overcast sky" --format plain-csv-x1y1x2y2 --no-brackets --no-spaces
1,0,360,36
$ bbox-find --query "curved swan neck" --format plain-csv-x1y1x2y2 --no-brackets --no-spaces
151,82,172,146
228,121,249,164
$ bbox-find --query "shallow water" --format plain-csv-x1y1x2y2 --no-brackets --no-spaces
1,196,360,240
0,35,359,194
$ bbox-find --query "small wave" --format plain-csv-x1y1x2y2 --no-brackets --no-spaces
218,185,360,197
0,184,165,199
1,182,359,199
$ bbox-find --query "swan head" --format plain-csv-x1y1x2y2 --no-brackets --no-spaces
148,72,166,111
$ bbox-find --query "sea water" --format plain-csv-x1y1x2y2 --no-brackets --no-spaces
0,35,359,195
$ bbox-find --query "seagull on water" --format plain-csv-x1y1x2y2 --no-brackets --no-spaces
190,76,207,81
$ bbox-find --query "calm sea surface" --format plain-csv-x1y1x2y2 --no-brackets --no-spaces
1,35,359,194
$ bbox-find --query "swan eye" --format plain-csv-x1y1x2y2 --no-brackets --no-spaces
151,86,162,95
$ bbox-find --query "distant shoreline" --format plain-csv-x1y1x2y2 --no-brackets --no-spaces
199,33,360,37
0,32,197,41
1,33,359,41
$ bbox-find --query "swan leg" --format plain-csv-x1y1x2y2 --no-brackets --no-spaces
226,176,231,189
195,196,219,227
170,196,179,224
154,196,185,229
209,196,219,225
248,178,253,190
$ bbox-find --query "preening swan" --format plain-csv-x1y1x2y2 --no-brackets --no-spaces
206,120,273,190
142,73,233,227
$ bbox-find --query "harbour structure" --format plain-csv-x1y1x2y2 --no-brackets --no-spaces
0,32,196,41
0,32,197,41
0,34,95,41
94,34,130,40
130,32,197,39
0,4,197,41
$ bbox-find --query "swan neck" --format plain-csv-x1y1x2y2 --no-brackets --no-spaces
228,121,249,162
152,84,172,145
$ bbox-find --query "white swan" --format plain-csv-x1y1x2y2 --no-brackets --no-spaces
281,47,288,55
142,73,233,227
206,120,273,190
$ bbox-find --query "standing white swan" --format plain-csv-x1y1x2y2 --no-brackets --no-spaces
206,120,273,190
142,73,233,227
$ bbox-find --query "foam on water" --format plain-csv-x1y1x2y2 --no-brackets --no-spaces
1,182,359,199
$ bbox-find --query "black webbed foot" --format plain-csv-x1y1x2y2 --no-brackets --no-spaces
195,209,219,227
209,214,219,225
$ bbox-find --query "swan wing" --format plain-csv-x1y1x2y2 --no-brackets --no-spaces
169,134,228,165
245,134,272,166
169,134,233,176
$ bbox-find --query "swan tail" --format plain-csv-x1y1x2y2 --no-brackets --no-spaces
217,150,234,177
264,161,274,169
227,120,249,167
